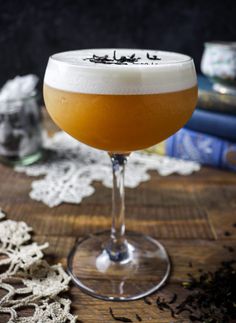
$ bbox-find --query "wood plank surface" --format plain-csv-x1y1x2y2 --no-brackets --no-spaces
0,111,236,322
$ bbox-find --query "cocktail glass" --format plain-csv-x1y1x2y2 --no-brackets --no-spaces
44,49,197,301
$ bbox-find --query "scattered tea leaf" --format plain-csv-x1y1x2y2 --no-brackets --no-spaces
223,245,234,252
189,314,201,321
109,307,133,322
168,293,177,304
182,281,190,288
176,260,236,323
156,297,176,318
143,297,152,305
135,313,142,321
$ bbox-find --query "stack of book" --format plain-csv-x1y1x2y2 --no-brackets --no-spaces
149,76,236,171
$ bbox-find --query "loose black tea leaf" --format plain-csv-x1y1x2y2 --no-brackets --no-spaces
188,261,193,268
176,260,236,323
135,313,142,321
223,245,234,252
169,307,176,318
156,297,164,311
224,231,231,236
168,293,177,304
143,297,152,305
175,307,193,315
189,314,201,321
156,297,176,318
182,281,190,287
233,223,236,228
109,308,133,322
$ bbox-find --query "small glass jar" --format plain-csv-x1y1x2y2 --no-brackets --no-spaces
0,93,43,166
201,41,236,95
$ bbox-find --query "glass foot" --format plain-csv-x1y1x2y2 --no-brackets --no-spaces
67,231,171,301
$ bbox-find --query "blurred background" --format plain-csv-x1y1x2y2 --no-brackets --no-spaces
1,0,236,85
1,0,236,170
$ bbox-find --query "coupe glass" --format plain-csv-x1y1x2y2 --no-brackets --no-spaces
43,49,197,301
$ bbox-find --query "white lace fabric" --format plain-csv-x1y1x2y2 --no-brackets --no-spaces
15,131,201,208
0,208,77,323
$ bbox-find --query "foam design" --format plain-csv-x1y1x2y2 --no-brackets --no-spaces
44,49,197,94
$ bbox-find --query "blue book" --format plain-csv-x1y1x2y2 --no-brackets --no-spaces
198,75,213,91
166,128,236,171
185,109,236,142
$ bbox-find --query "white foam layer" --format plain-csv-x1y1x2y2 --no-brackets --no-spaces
44,49,197,94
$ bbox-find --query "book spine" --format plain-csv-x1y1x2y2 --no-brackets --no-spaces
185,109,236,142
166,128,236,171
198,89,236,114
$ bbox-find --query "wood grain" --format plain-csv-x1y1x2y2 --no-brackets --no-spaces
0,110,236,322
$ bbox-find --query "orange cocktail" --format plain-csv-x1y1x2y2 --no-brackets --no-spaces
44,85,197,152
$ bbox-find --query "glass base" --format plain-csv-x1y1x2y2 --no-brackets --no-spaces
67,231,171,301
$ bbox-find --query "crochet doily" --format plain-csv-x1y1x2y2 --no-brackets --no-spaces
0,208,77,323
15,131,200,208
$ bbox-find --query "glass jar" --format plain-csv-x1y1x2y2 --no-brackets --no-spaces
201,41,236,95
0,93,43,166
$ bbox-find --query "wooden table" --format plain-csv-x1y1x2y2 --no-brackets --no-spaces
0,113,236,322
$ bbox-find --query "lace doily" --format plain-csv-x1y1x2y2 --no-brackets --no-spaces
15,132,200,208
0,208,77,323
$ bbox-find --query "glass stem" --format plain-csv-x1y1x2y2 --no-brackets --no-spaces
106,154,129,262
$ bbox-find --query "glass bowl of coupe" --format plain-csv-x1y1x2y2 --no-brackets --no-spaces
43,49,197,301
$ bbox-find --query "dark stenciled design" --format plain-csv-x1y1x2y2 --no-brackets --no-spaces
83,51,161,65
146,52,161,61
